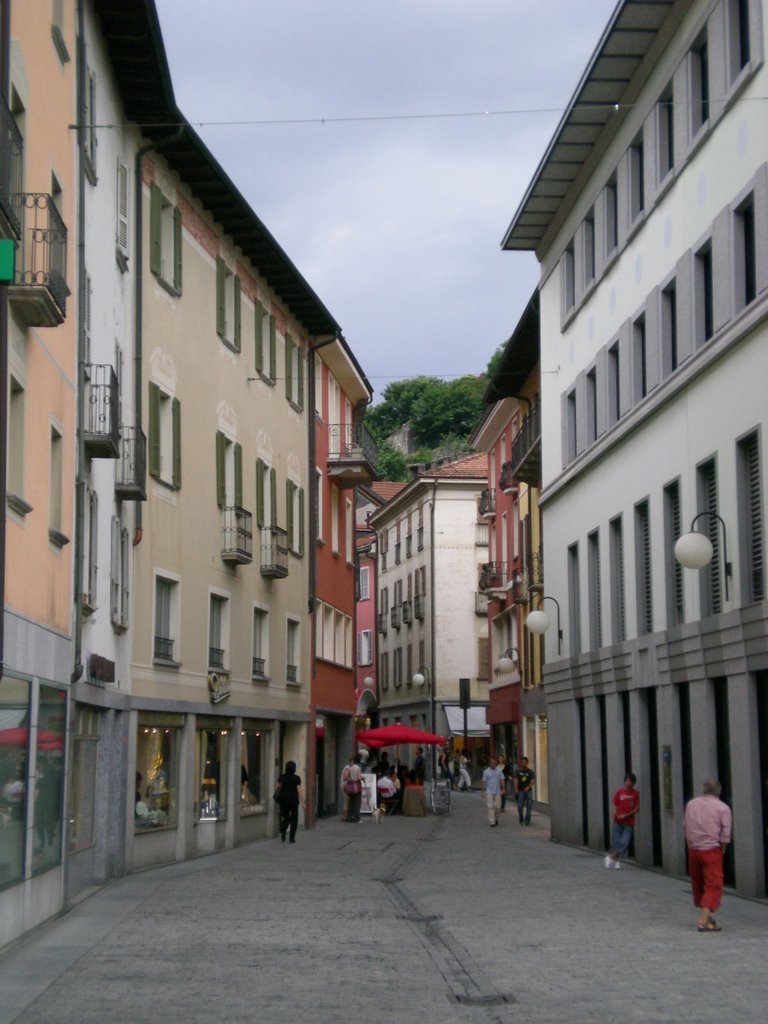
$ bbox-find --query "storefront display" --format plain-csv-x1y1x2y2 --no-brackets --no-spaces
196,727,229,821
240,728,265,814
0,676,30,886
31,685,65,875
69,705,99,851
136,723,179,831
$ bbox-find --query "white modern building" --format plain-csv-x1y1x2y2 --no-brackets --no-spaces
503,0,768,897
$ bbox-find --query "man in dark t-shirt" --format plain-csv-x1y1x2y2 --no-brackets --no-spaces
515,757,536,825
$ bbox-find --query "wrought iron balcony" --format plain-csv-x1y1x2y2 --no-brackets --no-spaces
475,591,489,615
0,97,23,238
7,193,68,325
208,647,225,669
84,364,120,458
511,569,529,605
401,599,413,624
509,401,542,486
478,561,507,592
377,611,388,634
260,526,288,578
115,427,147,500
528,550,544,593
499,461,517,494
286,664,298,683
390,605,402,629
154,636,175,662
478,488,496,517
326,422,377,483
414,594,425,620
252,656,267,680
221,505,253,564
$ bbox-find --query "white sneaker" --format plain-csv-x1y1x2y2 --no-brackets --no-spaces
613,860,621,869
604,855,613,869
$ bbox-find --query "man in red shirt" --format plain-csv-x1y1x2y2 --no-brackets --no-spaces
683,778,732,932
604,773,639,869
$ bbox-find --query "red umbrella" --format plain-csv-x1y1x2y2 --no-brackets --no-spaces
0,727,62,750
356,724,445,746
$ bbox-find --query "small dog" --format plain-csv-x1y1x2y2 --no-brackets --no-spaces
371,806,385,824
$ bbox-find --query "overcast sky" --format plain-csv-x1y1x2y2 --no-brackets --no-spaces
154,0,617,400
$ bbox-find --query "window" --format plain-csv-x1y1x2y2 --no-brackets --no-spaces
32,685,66,875
149,182,182,294
331,484,339,553
83,66,97,183
314,353,323,417
609,516,625,642
135,722,179,831
586,367,597,445
583,210,595,288
252,607,269,679
629,134,645,222
256,459,276,528
358,564,370,601
110,516,130,629
661,281,678,377
737,431,764,603
216,431,242,509
357,629,373,666
345,498,353,563
196,728,228,821
148,382,181,489
51,0,70,63
116,160,129,268
394,647,403,688
69,706,98,851
567,543,581,655
607,340,621,427
240,729,265,813
694,242,714,346
635,499,653,635
208,593,229,669
588,530,602,650
216,258,241,351
286,480,305,555
697,459,722,615
380,528,388,570
284,332,304,410
254,303,276,383
632,315,647,403
657,84,674,182
563,240,575,314
7,376,28,512
726,0,751,81
0,676,29,883
380,650,389,691
691,34,710,135
604,174,618,257
287,619,300,684
83,487,98,610
49,423,66,546
154,575,179,663
565,388,577,463
663,480,684,627
734,194,756,311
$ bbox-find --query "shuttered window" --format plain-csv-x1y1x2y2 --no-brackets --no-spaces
697,460,721,615
664,480,684,627
635,500,653,634
610,516,625,642
116,160,129,260
477,636,489,681
568,543,582,654
149,183,182,294
588,530,602,650
738,432,764,602
148,382,181,490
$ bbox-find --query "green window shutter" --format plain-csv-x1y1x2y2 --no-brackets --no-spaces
234,276,241,351
297,348,304,409
270,468,277,527
256,459,265,527
285,332,293,402
269,316,276,380
298,487,305,556
254,301,264,373
234,442,243,507
286,480,295,549
148,381,161,478
149,184,162,278
216,431,226,507
173,206,182,292
216,257,226,338
172,397,182,489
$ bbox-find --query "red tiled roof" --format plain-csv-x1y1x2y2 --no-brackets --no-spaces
418,452,487,479
371,481,407,501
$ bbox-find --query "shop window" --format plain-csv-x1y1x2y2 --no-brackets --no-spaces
240,729,265,814
0,675,30,885
135,724,178,831
69,705,99,851
32,684,66,875
196,728,229,821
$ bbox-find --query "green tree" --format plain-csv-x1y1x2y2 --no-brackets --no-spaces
411,375,485,448
375,441,408,482
365,376,442,441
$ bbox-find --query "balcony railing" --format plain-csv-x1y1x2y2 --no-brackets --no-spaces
528,550,544,593
401,599,413,624
115,427,147,500
252,656,267,679
326,422,377,483
509,401,542,486
499,461,517,494
414,594,425,619
475,591,489,615
286,664,298,683
209,647,225,669
8,193,68,325
377,611,388,634
84,364,120,458
0,97,23,238
511,569,529,604
154,636,175,662
390,605,402,629
478,561,507,591
478,488,496,517
260,526,288,578
221,505,253,564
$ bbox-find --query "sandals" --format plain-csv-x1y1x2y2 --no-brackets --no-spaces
697,922,722,932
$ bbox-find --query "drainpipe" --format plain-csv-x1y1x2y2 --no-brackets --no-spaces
132,125,185,548
0,0,11,678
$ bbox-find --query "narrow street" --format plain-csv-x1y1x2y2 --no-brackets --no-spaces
1,792,765,1024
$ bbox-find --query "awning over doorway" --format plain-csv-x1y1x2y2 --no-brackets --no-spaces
443,705,490,737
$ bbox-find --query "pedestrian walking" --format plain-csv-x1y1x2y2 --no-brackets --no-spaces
344,754,364,823
340,755,354,821
437,746,454,787
497,753,509,812
604,773,639,869
275,761,305,844
481,756,505,827
457,749,472,791
683,777,732,932
515,756,536,825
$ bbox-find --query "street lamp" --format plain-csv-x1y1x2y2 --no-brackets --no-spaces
525,595,563,655
363,675,374,689
496,647,520,674
674,511,731,600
